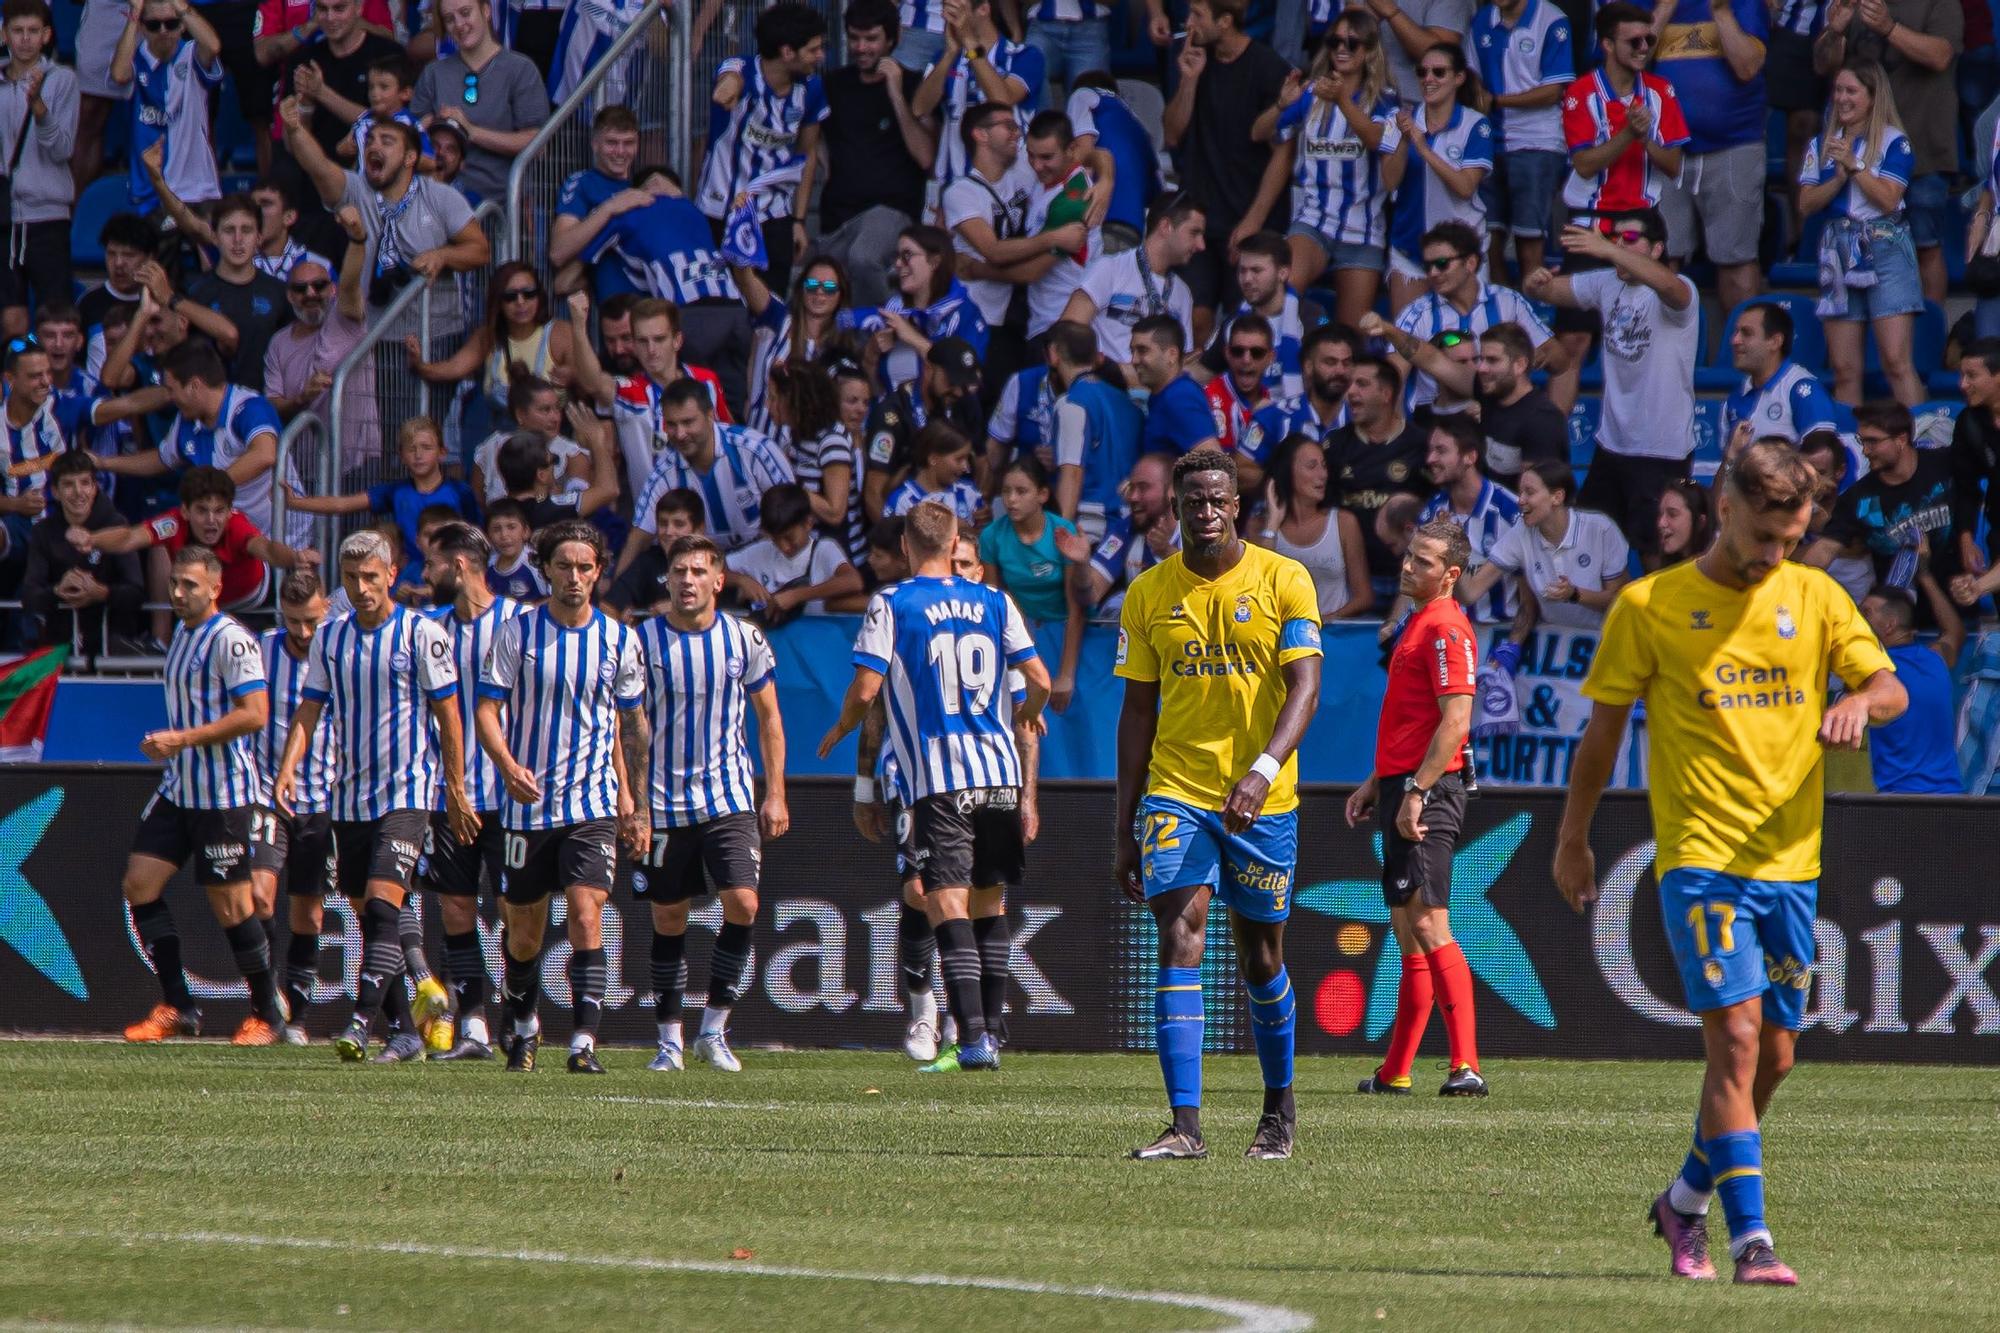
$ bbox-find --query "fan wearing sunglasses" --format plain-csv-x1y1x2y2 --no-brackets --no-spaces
407,260,577,424
1201,313,1276,491
110,0,225,216
1386,220,1560,411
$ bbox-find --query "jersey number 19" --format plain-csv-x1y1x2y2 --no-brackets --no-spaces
929,633,996,715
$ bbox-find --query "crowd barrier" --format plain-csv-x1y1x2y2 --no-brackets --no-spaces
42,619,1651,787
2,772,1993,1064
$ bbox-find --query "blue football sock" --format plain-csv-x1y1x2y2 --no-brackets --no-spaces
1706,1129,1771,1256
1244,967,1295,1092
1670,1110,1714,1214
1155,966,1204,1110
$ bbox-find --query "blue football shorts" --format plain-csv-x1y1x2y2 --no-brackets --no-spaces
1137,794,1297,923
1659,867,1818,1031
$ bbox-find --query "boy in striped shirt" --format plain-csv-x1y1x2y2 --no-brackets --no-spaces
122,546,285,1047
625,534,791,1072
476,520,649,1074
274,530,475,1064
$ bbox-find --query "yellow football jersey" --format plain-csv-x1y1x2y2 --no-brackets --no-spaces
1114,543,1324,814
1583,560,1894,881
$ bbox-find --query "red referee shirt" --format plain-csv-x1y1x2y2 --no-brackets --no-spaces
1375,596,1477,777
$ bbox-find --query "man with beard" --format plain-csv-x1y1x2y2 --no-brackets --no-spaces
263,207,378,475
861,337,988,524
1113,446,1320,1160
568,290,733,504
1057,449,1176,618
417,522,528,1061
1198,233,1326,403
1360,317,1566,494
281,97,490,341
1244,324,1356,468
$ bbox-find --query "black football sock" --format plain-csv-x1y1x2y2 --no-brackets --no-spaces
898,901,935,998
971,914,1010,1045
933,918,986,1044
651,929,687,1023
284,931,319,1023
706,920,753,1011
443,930,489,1033
132,899,194,1011
1262,1084,1297,1120
354,898,404,1029
503,950,541,1028
398,897,433,985
569,946,607,1041
223,918,280,1022
259,912,280,959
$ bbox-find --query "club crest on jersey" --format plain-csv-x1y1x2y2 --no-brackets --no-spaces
726,656,745,679
1776,605,1797,639
1690,609,1712,630
391,650,412,671
1233,594,1252,624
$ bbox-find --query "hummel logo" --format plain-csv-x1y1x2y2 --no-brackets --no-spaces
1690,609,1713,630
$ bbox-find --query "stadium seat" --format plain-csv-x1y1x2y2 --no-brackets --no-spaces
1862,299,1946,397
1929,369,1966,398
1114,78,1168,159
1721,293,1826,373
1770,212,1826,289
71,176,135,268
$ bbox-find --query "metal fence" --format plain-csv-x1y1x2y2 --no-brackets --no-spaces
503,0,854,278
273,201,503,569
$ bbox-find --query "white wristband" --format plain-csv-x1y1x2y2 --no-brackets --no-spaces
854,777,876,802
1249,752,1282,784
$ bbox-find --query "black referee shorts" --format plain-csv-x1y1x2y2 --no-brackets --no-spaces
131,793,253,888
249,805,337,899
1379,771,1468,910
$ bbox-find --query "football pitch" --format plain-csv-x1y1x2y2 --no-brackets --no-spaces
3,1043,1994,1332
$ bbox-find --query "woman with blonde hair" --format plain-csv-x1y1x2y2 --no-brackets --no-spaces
1250,12,1406,325
1798,60,1923,407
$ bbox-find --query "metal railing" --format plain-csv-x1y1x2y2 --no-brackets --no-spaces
502,0,678,277
274,201,502,565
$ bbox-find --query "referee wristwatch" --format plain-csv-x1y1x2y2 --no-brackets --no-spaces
1402,776,1432,805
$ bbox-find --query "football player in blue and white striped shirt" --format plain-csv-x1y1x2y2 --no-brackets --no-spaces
251,572,340,1046
820,501,1049,1072
624,533,790,1073
477,520,649,1074
418,522,529,1062
274,531,475,1064
120,546,284,1047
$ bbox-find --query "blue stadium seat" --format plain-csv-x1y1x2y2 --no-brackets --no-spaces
1721,293,1826,373
71,176,135,268
1770,212,1826,289
1929,369,1966,398
1863,299,1946,396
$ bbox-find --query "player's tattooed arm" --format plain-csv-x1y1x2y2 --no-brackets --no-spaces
852,695,889,842
615,705,652,859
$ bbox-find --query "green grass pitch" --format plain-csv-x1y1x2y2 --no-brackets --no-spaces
3,1042,1995,1331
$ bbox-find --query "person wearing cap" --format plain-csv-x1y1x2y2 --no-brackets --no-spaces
860,336,988,525
615,377,796,572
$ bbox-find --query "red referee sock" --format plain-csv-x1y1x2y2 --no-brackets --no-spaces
1426,942,1479,1072
1379,952,1433,1083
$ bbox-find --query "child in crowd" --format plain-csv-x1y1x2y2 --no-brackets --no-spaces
883,423,983,521
483,497,549,601
283,417,481,572
341,53,435,173
725,482,862,625
978,457,1075,623
604,488,705,619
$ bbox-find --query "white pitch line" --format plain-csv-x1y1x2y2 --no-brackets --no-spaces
60,1230,1315,1333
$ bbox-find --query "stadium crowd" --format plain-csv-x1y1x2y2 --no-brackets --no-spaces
0,0,1994,787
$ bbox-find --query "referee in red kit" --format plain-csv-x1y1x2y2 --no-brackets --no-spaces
1344,517,1487,1097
